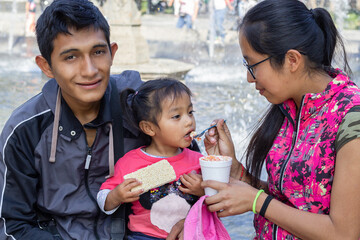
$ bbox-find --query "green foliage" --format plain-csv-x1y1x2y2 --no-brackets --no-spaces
345,11,360,30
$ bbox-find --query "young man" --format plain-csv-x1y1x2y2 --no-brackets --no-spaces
0,0,147,239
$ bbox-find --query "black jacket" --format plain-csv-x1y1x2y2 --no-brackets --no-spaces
0,71,146,239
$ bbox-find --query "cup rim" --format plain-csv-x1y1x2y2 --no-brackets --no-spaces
199,155,232,167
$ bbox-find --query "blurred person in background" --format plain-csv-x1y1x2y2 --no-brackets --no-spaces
176,0,199,29
25,0,36,56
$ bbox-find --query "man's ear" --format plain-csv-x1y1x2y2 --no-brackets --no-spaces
139,120,156,137
285,49,303,73
110,42,118,63
35,55,54,79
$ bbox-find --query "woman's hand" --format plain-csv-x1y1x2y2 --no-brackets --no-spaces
201,177,257,217
204,119,236,160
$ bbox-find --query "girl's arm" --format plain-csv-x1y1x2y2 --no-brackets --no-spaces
203,138,360,239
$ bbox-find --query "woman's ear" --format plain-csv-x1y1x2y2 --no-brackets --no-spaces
35,55,54,79
139,120,156,137
285,49,303,73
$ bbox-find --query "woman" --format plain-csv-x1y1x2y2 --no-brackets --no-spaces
202,0,360,239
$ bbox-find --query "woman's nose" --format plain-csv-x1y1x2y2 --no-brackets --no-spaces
247,73,256,83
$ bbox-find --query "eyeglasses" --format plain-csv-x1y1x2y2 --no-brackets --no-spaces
243,56,272,80
243,51,307,80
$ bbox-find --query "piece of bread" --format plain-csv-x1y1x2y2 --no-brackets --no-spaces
124,159,176,193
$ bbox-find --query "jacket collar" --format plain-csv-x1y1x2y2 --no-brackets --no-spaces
279,68,350,123
42,78,112,140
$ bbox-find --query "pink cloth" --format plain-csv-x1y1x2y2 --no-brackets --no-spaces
184,195,231,240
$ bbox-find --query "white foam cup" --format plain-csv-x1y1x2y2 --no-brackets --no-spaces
199,155,232,196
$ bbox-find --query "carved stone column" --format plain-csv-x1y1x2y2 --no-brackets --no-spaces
94,0,193,80
99,0,150,65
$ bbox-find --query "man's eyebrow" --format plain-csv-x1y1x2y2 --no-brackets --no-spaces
93,44,108,48
59,44,108,56
60,48,78,56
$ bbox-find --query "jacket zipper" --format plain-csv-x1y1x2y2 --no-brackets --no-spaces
274,97,305,239
84,147,100,240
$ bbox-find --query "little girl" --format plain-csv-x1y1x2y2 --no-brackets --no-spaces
97,78,204,239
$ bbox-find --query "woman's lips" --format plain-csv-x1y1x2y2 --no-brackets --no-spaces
256,88,264,95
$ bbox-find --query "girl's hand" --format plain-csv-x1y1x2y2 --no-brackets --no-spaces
179,172,204,197
105,178,142,211
201,177,257,217
114,178,143,203
204,119,236,160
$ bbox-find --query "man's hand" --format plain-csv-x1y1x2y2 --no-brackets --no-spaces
167,219,185,240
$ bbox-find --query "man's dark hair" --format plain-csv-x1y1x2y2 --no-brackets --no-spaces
35,0,111,66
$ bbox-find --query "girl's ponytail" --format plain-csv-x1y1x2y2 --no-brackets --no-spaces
120,88,139,131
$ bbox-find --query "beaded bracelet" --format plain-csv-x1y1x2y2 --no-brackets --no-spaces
252,189,264,214
260,195,274,217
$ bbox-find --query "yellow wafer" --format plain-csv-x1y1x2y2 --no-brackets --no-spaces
124,160,176,193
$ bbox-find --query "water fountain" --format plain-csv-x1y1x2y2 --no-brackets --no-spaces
96,0,195,80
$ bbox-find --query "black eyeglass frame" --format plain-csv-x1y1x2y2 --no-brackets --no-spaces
243,51,306,80
243,56,272,80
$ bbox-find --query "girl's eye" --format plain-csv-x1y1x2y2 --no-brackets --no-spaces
189,110,195,115
172,115,180,119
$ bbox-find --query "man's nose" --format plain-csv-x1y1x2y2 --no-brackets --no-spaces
81,56,98,77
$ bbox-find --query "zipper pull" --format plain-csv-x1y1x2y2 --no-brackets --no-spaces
85,147,92,170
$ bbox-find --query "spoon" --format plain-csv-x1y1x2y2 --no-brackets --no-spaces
192,120,227,139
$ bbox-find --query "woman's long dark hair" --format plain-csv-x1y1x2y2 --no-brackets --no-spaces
240,0,351,187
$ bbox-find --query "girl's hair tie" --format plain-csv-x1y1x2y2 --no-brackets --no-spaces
309,9,315,18
132,91,138,102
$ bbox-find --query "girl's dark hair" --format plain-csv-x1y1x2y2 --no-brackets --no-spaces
240,0,351,187
120,78,192,145
36,0,111,67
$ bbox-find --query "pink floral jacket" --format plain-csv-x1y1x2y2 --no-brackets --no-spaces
254,69,360,239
